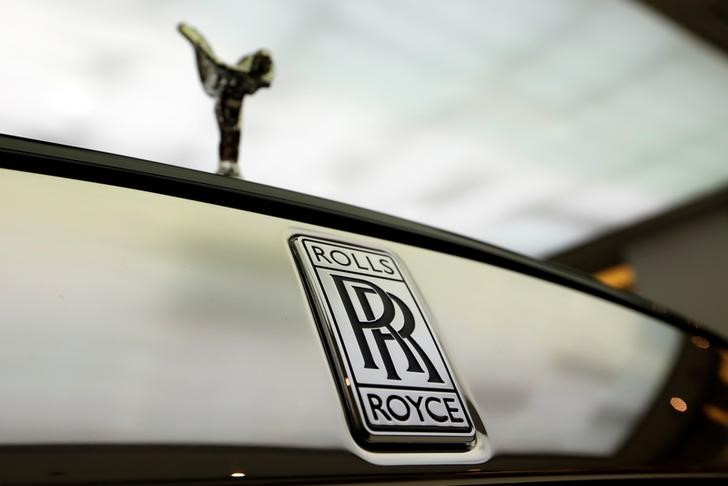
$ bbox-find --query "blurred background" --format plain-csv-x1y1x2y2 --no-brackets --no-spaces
1,0,728,333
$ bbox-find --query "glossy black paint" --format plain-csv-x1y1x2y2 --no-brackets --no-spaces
1,134,728,484
0,134,720,346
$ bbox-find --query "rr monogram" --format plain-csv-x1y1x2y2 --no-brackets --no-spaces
332,275,443,383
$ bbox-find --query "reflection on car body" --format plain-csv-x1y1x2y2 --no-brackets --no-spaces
0,135,727,483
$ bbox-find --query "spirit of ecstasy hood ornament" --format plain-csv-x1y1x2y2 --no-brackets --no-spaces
178,23,274,178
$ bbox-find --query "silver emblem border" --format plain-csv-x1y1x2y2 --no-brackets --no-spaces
290,234,476,448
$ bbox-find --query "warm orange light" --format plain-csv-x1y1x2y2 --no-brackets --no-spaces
720,351,728,386
691,336,710,349
704,404,728,427
670,397,688,413
230,472,246,478
594,264,635,290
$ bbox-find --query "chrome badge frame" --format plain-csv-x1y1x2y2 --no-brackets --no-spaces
290,235,475,449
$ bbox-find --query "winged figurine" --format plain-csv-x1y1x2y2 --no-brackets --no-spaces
178,23,274,178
